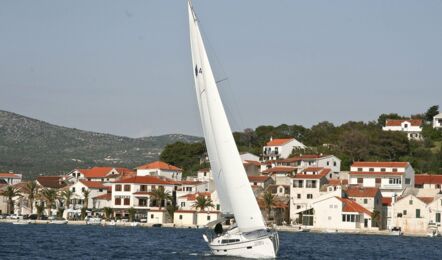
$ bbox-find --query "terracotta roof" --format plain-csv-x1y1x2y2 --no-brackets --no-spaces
137,161,182,171
337,197,371,215
292,173,327,179
93,193,112,200
382,197,392,206
266,138,294,146
36,176,66,189
302,167,331,176
351,162,409,168
248,176,271,182
418,197,435,204
79,180,109,190
328,179,348,186
385,119,422,127
244,160,261,166
114,176,177,185
346,187,380,198
0,173,21,178
179,192,211,201
262,167,296,174
349,171,404,176
415,174,442,185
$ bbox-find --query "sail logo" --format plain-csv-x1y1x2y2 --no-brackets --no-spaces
195,65,203,77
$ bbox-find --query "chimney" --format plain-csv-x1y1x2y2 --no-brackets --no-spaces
270,136,273,141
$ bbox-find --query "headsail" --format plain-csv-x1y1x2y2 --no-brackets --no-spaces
188,2,266,232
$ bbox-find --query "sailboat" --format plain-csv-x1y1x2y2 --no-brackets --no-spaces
187,1,279,258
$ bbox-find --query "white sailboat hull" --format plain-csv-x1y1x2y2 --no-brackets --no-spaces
208,230,279,259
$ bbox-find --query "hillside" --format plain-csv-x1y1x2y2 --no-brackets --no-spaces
0,110,201,179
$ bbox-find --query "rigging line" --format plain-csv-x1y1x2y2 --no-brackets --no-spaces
196,15,248,133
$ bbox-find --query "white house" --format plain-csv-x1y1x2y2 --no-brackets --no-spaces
348,162,414,198
263,154,341,177
346,186,384,228
196,211,220,226
248,175,274,189
136,161,183,181
69,180,111,210
240,152,260,162
174,210,197,226
382,119,423,140
262,137,306,161
262,167,296,185
68,167,135,183
415,174,442,192
147,209,167,224
0,173,22,185
433,113,442,129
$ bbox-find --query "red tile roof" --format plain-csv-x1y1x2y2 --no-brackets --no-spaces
351,162,409,168
176,180,204,185
385,119,422,127
79,180,109,190
337,197,372,215
302,167,331,176
349,171,404,176
382,197,392,206
292,173,328,179
262,167,296,174
266,138,294,146
418,197,435,204
0,173,21,178
93,193,112,200
114,176,177,185
415,174,442,185
137,161,182,171
248,176,271,182
328,179,348,186
346,187,380,198
36,176,66,189
179,192,211,201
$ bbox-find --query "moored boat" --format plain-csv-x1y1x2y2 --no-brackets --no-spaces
86,217,102,225
12,220,31,225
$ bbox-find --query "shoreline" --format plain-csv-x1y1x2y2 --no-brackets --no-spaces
0,219,429,237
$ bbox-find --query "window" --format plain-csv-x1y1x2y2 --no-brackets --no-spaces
181,202,185,207
179,215,183,220
140,185,147,192
357,168,363,172
279,188,283,193
405,178,411,185
397,213,403,218
297,194,301,199
297,205,301,209
375,178,381,184
342,214,357,222
392,168,398,172
207,216,211,221
409,200,413,205
72,187,76,192
436,213,441,223
333,161,337,166
99,189,103,192
357,178,363,184
139,199,147,206
327,161,330,166
403,210,407,215
115,198,121,205
254,182,257,186
363,199,368,204
416,209,421,218
404,124,408,128
307,194,313,199
380,168,386,172
124,198,130,205
116,185,122,191
150,214,154,219
369,168,374,172
124,185,131,192
82,187,85,192
204,172,207,177
389,178,401,184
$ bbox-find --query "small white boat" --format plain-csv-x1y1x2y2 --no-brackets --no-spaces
390,227,403,236
12,220,31,225
104,220,116,226
130,222,139,227
86,217,102,225
49,219,68,224
427,224,440,237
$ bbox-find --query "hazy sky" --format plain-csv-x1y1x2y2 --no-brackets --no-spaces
1,0,441,137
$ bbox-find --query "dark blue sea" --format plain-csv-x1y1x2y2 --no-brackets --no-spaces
0,223,441,259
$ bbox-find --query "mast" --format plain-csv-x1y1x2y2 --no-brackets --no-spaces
188,1,266,232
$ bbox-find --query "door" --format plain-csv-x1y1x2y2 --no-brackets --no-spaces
364,218,368,228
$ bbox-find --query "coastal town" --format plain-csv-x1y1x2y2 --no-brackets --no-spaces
1,114,442,237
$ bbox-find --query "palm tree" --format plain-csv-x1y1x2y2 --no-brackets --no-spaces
150,186,172,210
371,210,381,227
166,204,179,222
26,181,38,214
103,207,113,220
192,195,215,212
263,190,275,221
61,189,73,209
40,188,58,217
36,202,45,220
128,207,136,222
82,189,90,209
2,185,21,214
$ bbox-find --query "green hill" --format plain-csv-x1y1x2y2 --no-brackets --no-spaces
0,110,201,179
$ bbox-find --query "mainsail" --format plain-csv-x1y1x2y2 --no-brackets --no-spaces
188,2,266,232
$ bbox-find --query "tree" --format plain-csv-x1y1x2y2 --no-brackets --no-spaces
425,105,439,122
82,189,90,209
192,195,215,212
61,189,73,209
160,141,207,177
371,210,381,228
2,186,21,214
128,207,136,222
377,113,404,127
26,181,38,214
263,190,275,221
150,186,172,210
36,202,45,219
339,129,369,162
166,204,179,222
40,188,57,217
103,207,113,220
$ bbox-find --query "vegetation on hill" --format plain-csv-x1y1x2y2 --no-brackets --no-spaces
161,106,442,175
0,110,201,179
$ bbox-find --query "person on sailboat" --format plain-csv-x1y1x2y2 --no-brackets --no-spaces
214,223,223,235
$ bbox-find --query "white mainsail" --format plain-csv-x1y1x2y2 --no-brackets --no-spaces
188,2,266,232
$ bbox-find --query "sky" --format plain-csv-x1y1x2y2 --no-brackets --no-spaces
1,0,441,138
